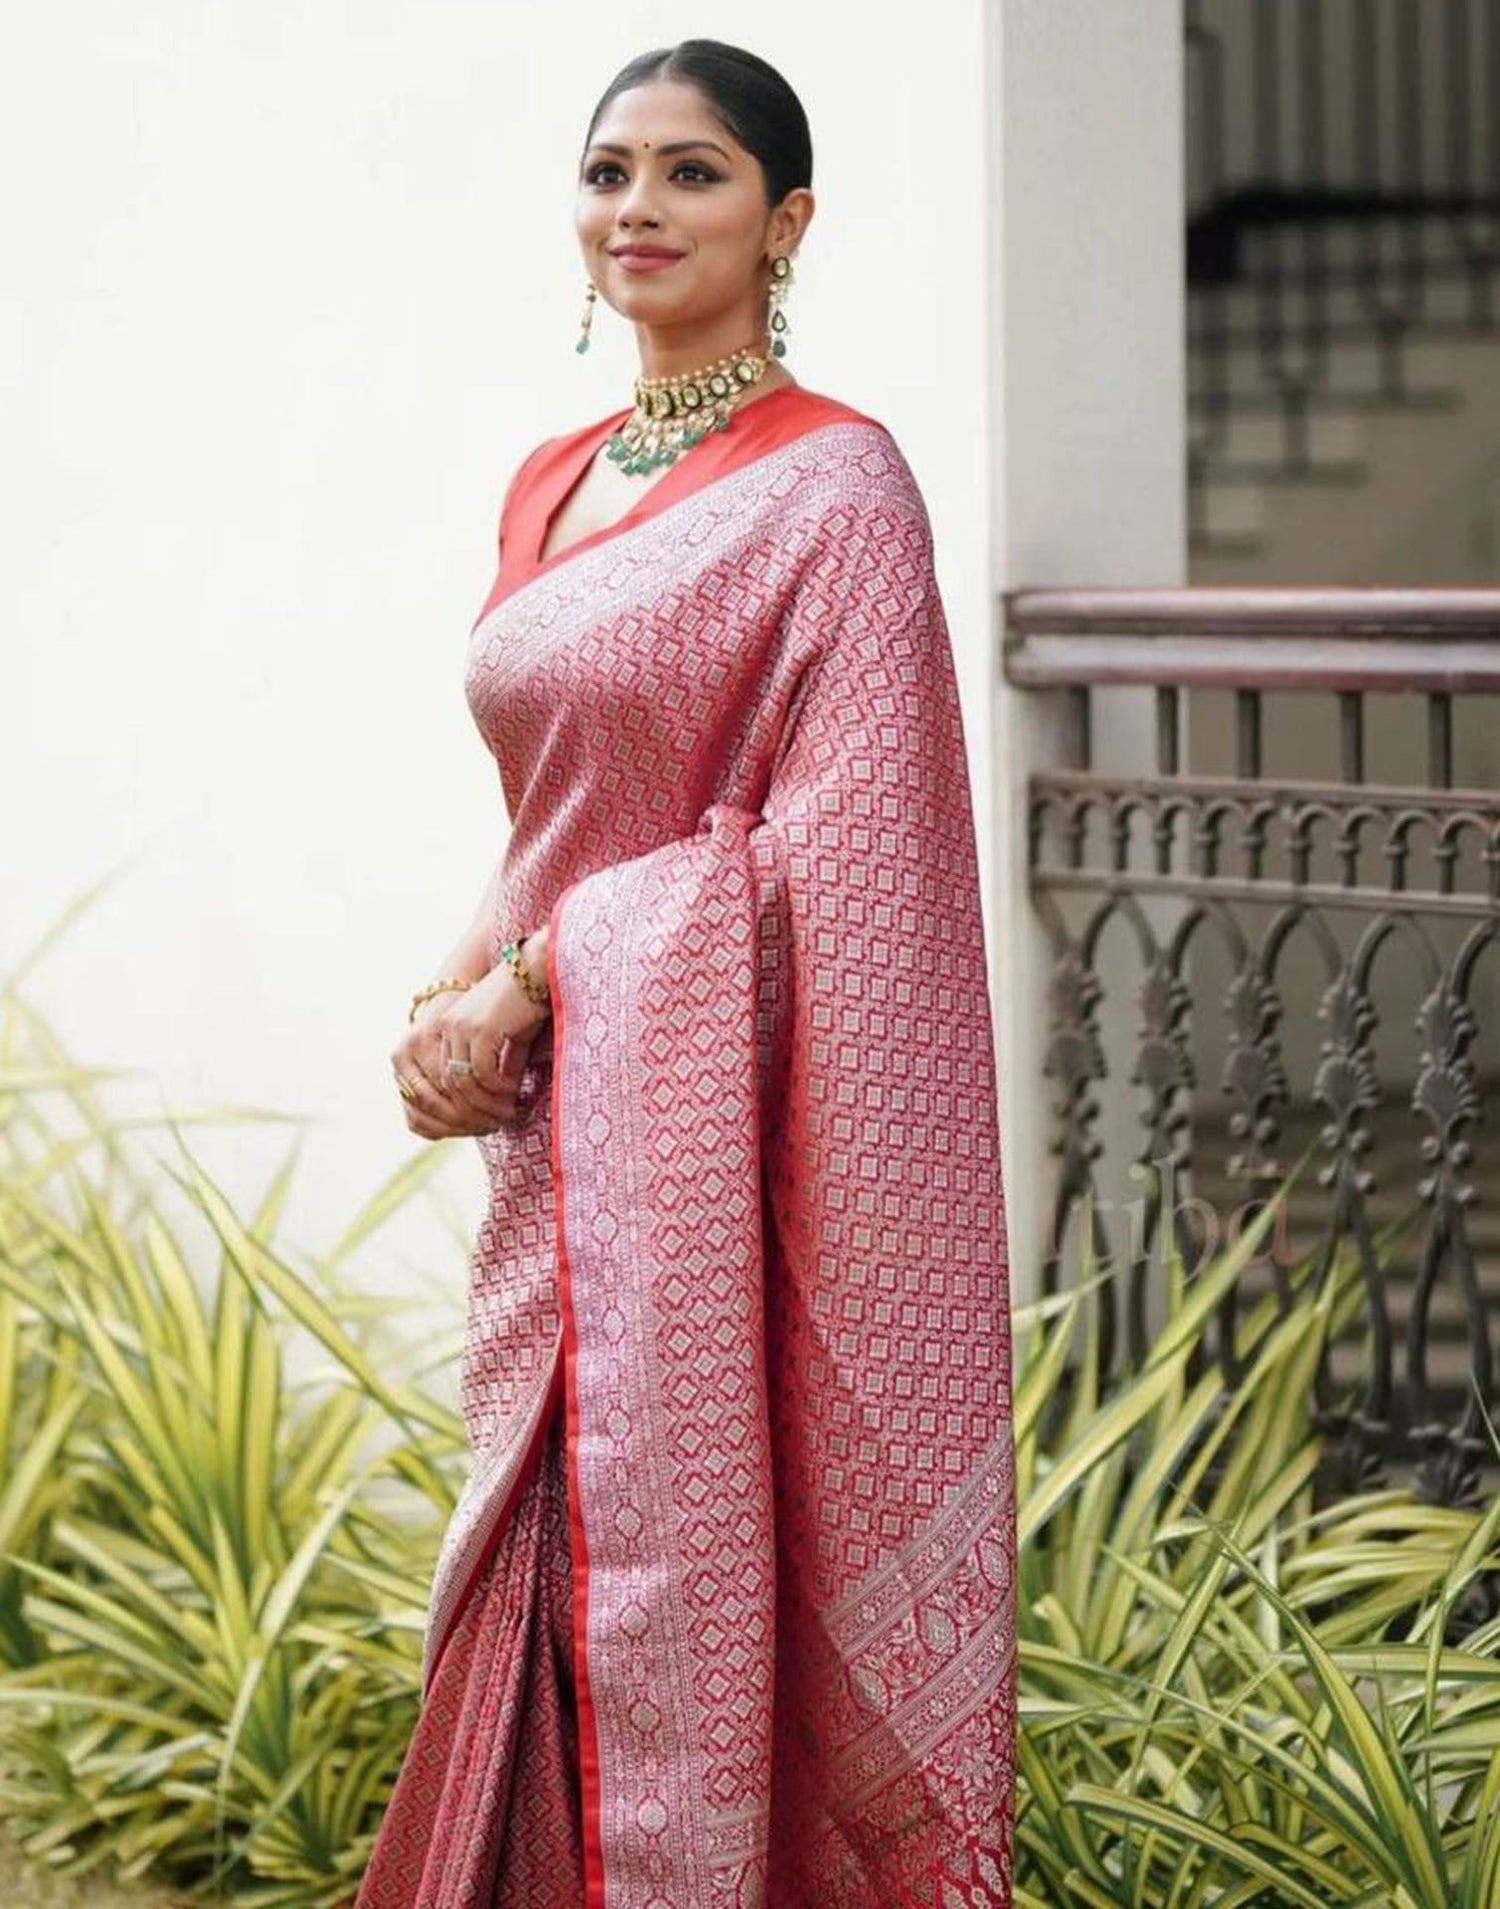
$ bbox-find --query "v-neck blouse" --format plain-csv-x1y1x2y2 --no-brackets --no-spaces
470,382,874,629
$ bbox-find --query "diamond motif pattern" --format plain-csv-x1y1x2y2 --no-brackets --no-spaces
355,417,1016,1907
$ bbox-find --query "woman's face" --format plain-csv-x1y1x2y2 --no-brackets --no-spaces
576,79,808,338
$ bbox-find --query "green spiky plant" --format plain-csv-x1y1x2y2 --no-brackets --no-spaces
1,899,1497,1907
0,920,469,1907
1012,1201,1500,1907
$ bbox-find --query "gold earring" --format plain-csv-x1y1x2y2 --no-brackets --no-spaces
576,280,597,355
767,254,793,358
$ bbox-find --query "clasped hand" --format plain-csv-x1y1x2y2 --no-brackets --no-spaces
391,949,551,1139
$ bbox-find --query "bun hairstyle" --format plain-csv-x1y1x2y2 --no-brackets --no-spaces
581,39,813,210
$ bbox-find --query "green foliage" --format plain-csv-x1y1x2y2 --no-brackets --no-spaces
0,937,1497,1905
1,1820,179,1906
1012,1206,1500,1907
0,972,467,1906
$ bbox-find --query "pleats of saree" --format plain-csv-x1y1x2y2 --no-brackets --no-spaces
353,1395,585,1909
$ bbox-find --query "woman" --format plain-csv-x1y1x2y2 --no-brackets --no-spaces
360,37,1016,1909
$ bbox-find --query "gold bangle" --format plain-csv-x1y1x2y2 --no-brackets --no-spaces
409,976,471,1023
500,935,550,1010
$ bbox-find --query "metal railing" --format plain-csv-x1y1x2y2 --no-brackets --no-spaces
1004,587,1500,1507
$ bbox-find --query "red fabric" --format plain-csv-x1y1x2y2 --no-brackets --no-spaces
354,1390,583,1907
470,382,856,629
356,384,1016,1907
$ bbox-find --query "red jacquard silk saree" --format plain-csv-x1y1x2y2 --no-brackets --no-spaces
355,384,1017,1908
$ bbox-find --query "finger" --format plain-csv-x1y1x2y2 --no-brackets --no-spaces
469,1038,526,1124
404,1096,491,1140
469,1030,515,1096
409,1053,461,1107
451,1032,528,1119
441,1049,509,1117
441,1072,513,1127
495,1038,538,1110
397,1061,473,1131
449,1085,515,1127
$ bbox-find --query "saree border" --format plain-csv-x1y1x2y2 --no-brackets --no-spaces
546,814,778,1908
466,414,895,652
547,877,607,1908
421,1347,562,1693
473,391,870,630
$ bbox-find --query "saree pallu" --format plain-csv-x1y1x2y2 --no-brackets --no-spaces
355,390,1017,1908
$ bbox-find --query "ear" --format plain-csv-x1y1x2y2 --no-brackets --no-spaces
770,186,815,255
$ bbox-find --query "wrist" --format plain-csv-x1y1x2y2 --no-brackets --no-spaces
522,925,550,992
409,975,471,1023
497,927,551,1016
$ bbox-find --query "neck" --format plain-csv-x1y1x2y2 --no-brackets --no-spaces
632,315,771,382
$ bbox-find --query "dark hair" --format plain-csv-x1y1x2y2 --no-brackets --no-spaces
581,39,812,209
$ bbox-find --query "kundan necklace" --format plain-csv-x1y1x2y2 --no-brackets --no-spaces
605,342,772,474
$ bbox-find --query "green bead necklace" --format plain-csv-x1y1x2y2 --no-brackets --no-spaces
604,343,772,475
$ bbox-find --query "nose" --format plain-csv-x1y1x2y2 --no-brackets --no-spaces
616,171,662,227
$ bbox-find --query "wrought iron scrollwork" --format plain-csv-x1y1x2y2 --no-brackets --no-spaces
1027,768,1498,1508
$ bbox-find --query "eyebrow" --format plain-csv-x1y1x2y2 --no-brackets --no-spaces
584,139,732,161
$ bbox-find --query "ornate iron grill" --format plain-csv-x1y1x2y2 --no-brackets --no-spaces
1005,588,1499,1507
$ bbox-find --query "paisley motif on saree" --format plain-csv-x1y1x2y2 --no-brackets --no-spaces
358,387,1016,1909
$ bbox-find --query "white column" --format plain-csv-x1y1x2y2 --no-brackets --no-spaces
984,0,1187,1302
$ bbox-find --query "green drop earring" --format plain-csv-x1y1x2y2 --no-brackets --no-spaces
767,253,793,357
575,280,597,355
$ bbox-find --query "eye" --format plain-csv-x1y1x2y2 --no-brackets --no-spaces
583,160,721,186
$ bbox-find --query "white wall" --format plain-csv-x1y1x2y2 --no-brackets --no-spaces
988,0,1187,1296
3,5,1000,1300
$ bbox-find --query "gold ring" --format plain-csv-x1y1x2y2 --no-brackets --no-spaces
395,1074,419,1102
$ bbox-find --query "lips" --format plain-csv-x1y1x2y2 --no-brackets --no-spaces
610,246,685,260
